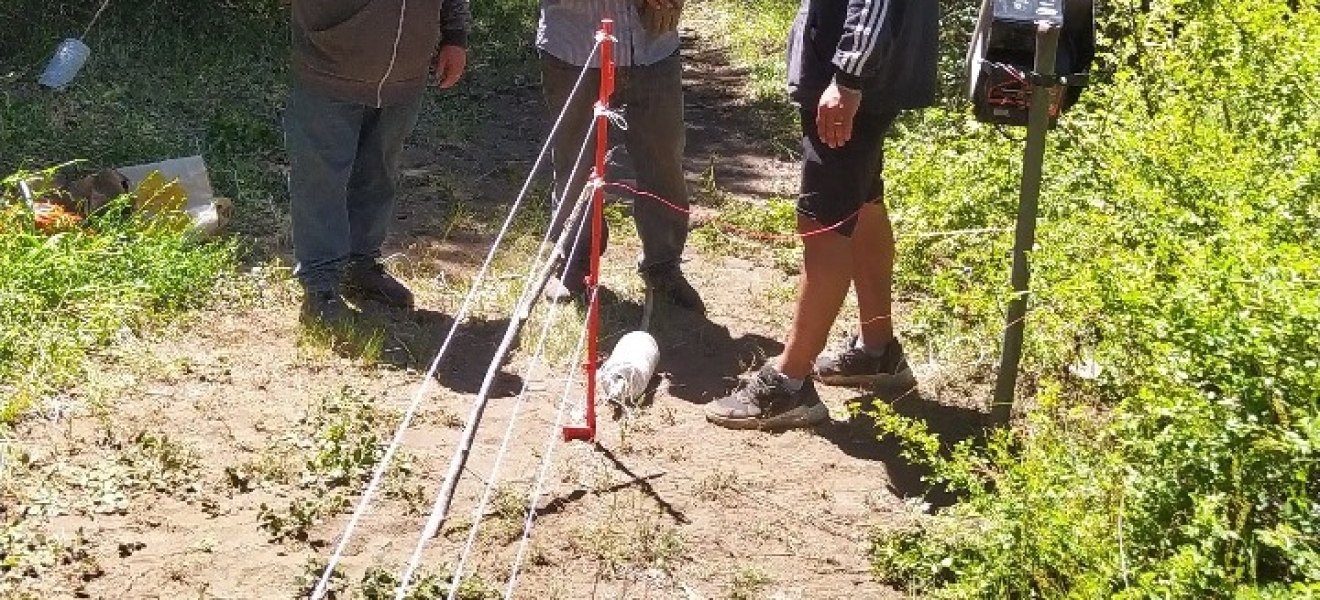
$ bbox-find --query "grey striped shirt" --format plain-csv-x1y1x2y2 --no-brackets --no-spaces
537,0,679,67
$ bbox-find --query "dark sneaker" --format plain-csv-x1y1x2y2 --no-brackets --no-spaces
814,334,914,387
641,265,705,315
706,366,829,430
344,261,414,309
300,290,356,329
544,268,587,304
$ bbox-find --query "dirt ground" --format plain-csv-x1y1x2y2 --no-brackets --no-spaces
2,24,992,600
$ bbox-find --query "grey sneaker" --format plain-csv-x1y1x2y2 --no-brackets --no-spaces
300,290,357,329
641,265,705,315
344,261,414,309
814,334,913,387
706,366,829,430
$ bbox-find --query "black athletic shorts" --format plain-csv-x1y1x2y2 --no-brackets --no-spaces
797,105,899,237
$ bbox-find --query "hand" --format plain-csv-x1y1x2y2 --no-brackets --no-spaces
639,0,683,33
432,45,467,89
816,82,862,149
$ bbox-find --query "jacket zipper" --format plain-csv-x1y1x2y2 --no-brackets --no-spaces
375,0,409,108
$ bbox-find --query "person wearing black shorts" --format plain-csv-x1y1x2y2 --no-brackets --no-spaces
707,0,939,430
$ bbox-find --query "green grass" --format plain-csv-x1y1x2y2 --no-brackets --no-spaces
0,0,549,420
0,1,287,421
0,191,235,420
689,196,802,272
0,1,290,243
685,0,797,101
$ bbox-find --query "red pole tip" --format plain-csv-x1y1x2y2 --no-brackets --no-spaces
562,426,594,442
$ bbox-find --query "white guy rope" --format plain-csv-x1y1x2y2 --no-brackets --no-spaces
444,229,595,600
442,178,601,597
593,104,630,131
81,0,113,39
374,0,409,108
391,98,606,599
309,40,604,600
392,180,597,598
502,293,594,599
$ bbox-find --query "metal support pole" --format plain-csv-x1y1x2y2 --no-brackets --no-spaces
991,21,1061,423
564,19,614,443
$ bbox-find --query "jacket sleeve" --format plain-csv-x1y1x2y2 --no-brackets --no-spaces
440,0,472,48
831,0,893,90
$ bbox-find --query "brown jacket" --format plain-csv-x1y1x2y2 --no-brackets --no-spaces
291,0,470,107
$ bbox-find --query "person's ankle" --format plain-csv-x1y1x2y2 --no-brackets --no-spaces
856,332,894,356
772,360,810,390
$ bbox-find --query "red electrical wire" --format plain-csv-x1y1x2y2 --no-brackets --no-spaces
603,181,863,241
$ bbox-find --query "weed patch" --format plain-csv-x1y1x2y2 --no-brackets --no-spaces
242,387,420,546
571,489,688,579
296,559,501,600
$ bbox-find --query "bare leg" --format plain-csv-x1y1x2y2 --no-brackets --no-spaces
851,200,895,349
774,215,853,380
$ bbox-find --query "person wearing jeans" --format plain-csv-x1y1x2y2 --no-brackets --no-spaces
706,0,939,430
285,0,470,326
537,0,704,314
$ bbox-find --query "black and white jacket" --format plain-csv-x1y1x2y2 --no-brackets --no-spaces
787,0,940,114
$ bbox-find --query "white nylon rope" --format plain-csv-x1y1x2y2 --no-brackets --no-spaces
502,290,594,599
309,40,604,600
393,62,609,598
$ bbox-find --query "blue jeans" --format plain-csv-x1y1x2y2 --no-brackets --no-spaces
541,52,691,278
285,80,423,292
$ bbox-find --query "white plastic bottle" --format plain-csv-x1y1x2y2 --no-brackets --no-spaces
39,39,91,89
597,331,660,405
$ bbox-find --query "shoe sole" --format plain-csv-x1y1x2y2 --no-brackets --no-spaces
816,367,917,390
705,402,829,431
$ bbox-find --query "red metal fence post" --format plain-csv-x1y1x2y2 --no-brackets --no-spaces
564,19,614,442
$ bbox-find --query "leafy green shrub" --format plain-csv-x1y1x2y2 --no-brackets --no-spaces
867,1,1320,598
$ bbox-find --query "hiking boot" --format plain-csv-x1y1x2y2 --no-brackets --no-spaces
640,264,705,315
814,334,914,387
300,290,357,329
706,366,829,430
344,261,414,309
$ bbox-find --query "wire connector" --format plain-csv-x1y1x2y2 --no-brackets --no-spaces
593,102,629,130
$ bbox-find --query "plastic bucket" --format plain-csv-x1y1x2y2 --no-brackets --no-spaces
39,38,91,89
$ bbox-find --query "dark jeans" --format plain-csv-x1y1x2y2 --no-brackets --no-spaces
284,79,422,292
540,52,690,277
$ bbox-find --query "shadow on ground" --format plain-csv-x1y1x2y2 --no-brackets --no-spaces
535,443,691,525
592,290,785,407
679,34,800,201
816,383,1006,509
350,304,525,398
